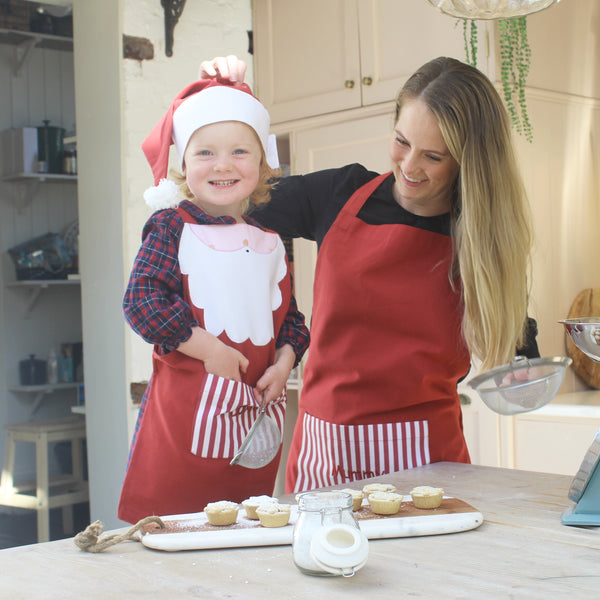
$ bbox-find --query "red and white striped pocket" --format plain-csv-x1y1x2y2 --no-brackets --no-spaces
293,413,430,493
190,373,286,459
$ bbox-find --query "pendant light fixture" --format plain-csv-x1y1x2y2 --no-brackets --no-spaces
426,0,561,20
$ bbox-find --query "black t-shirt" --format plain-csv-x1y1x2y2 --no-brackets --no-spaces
252,163,450,248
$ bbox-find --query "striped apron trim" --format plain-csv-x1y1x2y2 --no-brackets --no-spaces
294,413,430,493
190,373,286,459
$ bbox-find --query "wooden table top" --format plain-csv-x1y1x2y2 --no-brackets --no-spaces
2,462,599,599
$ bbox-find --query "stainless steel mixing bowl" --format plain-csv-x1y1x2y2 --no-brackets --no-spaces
560,318,600,363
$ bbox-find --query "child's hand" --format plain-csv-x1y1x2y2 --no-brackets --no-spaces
177,327,248,381
203,342,249,382
255,344,296,404
199,55,247,83
255,363,289,405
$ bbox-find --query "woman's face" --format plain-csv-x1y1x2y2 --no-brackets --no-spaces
388,98,459,216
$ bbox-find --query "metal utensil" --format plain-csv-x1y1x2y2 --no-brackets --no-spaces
468,355,572,415
559,317,600,362
230,393,282,469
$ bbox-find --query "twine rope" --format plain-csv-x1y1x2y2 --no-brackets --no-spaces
73,516,165,553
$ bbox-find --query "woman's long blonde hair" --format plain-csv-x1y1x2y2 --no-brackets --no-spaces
396,57,533,370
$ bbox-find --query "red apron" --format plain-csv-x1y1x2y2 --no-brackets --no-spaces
118,207,291,524
286,173,471,493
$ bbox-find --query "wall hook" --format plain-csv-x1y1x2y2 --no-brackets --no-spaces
160,0,187,57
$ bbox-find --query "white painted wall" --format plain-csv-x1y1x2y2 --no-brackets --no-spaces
121,0,254,391
72,0,253,528
71,0,128,529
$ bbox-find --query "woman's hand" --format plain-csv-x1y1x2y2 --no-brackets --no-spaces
199,55,247,83
255,344,296,404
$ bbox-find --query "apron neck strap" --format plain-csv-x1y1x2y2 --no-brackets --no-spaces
344,172,392,217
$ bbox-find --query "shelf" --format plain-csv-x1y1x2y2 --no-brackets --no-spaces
7,278,80,317
0,27,73,76
0,27,73,52
10,382,80,394
7,279,80,288
9,382,82,417
2,172,77,183
1,173,77,211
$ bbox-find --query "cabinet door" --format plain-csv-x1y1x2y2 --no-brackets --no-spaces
358,0,468,106
253,0,362,123
291,109,395,321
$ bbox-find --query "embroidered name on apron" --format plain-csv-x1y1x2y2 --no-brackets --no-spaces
190,372,285,459
294,413,430,492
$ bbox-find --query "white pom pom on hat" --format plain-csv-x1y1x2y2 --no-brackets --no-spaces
141,78,279,210
143,178,180,210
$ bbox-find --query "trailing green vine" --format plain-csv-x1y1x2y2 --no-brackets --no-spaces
462,19,478,67
498,17,532,141
460,17,533,142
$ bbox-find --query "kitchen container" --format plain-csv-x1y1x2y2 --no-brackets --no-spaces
292,491,369,577
62,148,77,174
8,232,74,280
0,0,31,31
37,120,65,174
468,355,572,415
19,354,47,385
0,127,38,176
559,318,600,362
47,348,59,384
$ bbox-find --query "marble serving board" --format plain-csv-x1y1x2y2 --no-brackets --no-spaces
140,497,483,552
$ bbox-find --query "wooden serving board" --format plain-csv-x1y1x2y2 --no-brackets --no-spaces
566,288,600,389
140,497,483,552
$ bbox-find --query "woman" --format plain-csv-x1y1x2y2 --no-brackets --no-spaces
200,55,538,494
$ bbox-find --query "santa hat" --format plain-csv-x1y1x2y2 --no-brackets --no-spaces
142,78,279,210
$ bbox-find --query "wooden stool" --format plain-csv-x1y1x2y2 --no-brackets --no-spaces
0,417,89,543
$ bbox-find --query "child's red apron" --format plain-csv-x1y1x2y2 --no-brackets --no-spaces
118,207,291,524
286,173,471,493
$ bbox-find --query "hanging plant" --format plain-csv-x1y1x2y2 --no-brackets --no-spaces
498,17,532,141
462,19,478,68
461,17,533,142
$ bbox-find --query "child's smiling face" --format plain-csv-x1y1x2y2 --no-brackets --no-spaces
183,121,262,220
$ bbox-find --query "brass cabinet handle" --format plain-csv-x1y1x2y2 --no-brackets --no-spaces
362,76,373,86
344,79,355,89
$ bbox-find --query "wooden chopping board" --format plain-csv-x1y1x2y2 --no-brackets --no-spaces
140,497,483,552
566,289,600,389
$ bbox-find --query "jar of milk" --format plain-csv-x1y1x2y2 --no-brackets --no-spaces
292,491,369,577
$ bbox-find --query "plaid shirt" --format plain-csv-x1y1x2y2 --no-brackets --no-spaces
123,200,309,364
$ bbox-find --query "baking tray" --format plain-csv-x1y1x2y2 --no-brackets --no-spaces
140,496,483,552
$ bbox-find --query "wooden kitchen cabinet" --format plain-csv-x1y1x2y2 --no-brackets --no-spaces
253,0,467,124
286,106,395,321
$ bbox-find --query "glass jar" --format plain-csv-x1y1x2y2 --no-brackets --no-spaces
292,491,369,577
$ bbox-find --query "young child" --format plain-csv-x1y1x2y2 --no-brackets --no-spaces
118,78,309,524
